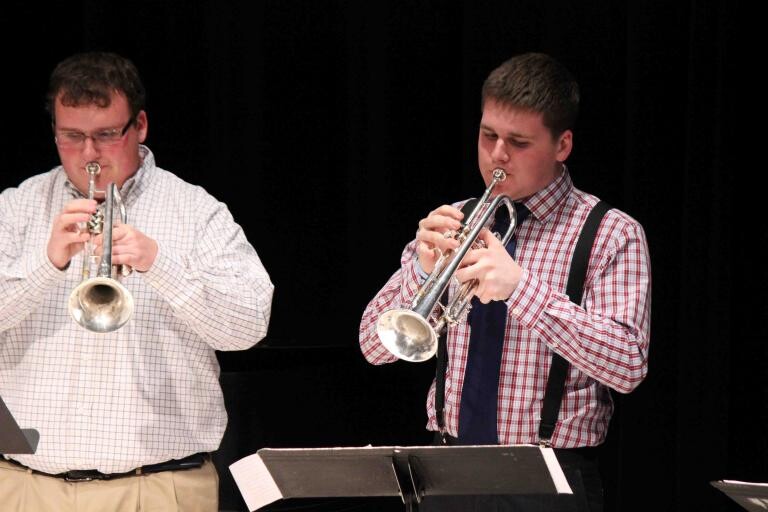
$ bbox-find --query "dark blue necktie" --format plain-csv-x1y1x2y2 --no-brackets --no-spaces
457,202,531,445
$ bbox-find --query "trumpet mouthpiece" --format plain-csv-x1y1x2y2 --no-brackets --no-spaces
85,162,101,176
492,168,507,181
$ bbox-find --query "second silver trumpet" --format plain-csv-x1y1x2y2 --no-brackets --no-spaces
68,161,134,333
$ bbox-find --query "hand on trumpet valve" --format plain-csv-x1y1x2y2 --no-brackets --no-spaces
47,198,98,270
92,223,159,273
453,227,524,304
415,204,465,274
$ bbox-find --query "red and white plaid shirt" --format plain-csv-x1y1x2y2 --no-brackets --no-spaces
360,169,651,447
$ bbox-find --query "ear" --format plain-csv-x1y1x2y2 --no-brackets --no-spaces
555,129,573,162
135,110,149,143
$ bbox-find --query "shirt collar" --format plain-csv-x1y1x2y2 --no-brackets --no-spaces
519,164,573,225
63,145,155,206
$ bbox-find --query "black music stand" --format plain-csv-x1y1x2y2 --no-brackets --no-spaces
0,395,39,454
711,480,768,512
230,445,570,511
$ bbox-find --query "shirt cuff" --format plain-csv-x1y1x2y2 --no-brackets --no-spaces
506,268,551,328
26,248,68,289
412,257,430,282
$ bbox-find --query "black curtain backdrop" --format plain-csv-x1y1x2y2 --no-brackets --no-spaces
1,1,765,511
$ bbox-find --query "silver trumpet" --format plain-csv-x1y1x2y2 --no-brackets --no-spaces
376,168,516,362
68,162,134,333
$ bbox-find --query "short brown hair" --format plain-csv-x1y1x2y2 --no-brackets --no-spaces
481,53,579,138
46,51,146,121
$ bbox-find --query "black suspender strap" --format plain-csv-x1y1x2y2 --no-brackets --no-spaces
435,199,611,444
538,200,611,445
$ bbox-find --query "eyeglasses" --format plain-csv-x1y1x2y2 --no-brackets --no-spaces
54,118,135,148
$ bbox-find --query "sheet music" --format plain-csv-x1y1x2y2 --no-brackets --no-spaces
229,453,283,511
540,446,573,494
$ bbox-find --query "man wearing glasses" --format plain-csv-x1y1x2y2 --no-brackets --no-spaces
0,52,274,511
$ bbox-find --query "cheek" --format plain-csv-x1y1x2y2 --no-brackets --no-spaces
60,157,80,179
478,137,494,152
477,140,493,161
58,149,76,167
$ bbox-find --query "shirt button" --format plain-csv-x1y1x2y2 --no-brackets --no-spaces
512,308,521,316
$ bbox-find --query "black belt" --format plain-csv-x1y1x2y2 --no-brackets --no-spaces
7,452,208,482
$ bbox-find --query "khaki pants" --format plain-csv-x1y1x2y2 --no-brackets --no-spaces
0,458,219,512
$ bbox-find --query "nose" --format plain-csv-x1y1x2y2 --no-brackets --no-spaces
491,139,508,163
81,137,101,161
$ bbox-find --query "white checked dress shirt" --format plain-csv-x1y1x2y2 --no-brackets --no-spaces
360,169,651,448
0,146,273,473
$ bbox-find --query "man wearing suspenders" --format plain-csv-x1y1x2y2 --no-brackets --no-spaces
360,53,651,511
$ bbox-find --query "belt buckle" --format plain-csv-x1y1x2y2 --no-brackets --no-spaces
63,470,99,482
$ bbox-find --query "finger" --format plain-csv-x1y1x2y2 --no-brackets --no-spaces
93,225,131,246
418,229,460,252
108,225,126,242
429,204,464,221
114,251,142,270
110,241,138,254
109,253,128,266
454,264,481,285
473,281,493,304
458,248,485,266
475,228,502,247
64,231,91,245
55,212,94,231
419,215,462,235
62,199,98,214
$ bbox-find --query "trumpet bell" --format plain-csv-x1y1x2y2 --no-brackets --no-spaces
68,276,134,333
376,309,438,362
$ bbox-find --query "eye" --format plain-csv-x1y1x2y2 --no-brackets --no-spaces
508,139,529,148
62,132,85,142
95,129,119,142
482,131,498,141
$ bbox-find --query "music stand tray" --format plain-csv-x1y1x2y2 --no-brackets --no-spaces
230,444,571,511
711,480,768,512
0,395,39,454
